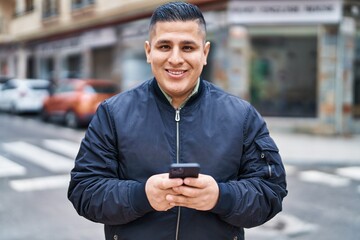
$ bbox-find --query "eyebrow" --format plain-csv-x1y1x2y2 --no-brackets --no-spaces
154,39,198,45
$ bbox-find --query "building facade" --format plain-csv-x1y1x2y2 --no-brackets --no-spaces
0,0,359,135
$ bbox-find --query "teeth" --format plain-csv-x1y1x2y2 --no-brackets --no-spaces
168,70,184,75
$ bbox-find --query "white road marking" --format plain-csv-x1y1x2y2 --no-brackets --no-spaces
299,170,350,187
336,167,360,181
279,214,317,237
2,141,74,172
10,174,70,192
0,155,26,178
42,139,80,158
258,213,317,237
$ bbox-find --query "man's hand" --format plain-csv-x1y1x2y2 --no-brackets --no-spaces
166,174,219,211
145,173,183,211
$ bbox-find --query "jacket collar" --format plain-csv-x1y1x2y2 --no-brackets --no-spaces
151,78,204,109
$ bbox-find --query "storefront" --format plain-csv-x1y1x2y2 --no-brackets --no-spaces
0,44,18,77
249,28,318,117
32,26,117,83
227,0,358,134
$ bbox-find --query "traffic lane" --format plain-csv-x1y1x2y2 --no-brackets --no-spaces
0,184,103,240
280,165,360,240
0,112,85,143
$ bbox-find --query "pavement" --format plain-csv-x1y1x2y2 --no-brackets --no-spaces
269,131,360,166
246,130,360,239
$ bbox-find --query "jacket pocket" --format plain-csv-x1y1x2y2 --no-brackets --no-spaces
254,136,279,179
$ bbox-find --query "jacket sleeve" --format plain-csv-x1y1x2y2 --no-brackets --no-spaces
211,105,288,228
67,101,153,225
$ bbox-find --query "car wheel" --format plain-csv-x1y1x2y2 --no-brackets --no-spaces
65,111,79,128
10,103,18,115
41,108,49,122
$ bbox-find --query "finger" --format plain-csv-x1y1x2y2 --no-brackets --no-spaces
173,185,199,197
183,174,207,188
166,194,186,204
162,178,184,189
155,175,183,190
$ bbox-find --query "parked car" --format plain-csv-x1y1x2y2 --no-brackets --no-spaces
0,76,13,84
0,78,50,114
42,79,120,128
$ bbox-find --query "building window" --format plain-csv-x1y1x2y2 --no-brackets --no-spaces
353,35,360,118
250,36,317,117
25,0,34,12
14,0,34,17
71,0,95,10
42,0,59,19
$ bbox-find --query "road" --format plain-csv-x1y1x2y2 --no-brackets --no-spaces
0,113,359,240
0,113,103,240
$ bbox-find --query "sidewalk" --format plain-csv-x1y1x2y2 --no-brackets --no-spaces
245,131,360,240
270,131,360,165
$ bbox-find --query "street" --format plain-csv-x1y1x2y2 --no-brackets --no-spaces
0,113,360,240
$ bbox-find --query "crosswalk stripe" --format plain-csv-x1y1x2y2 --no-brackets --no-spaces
42,139,80,159
257,213,317,236
10,174,69,192
2,141,74,172
0,155,26,178
299,170,350,187
336,167,360,181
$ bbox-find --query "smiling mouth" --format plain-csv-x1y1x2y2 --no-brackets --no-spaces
166,70,187,75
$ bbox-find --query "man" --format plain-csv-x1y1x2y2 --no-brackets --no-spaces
68,2,287,240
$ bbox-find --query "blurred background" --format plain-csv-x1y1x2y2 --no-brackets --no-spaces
0,0,359,239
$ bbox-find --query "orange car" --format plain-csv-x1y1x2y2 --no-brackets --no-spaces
42,79,120,128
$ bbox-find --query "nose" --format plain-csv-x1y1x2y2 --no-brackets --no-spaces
168,47,184,66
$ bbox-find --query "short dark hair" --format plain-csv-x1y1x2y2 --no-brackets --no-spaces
149,2,206,36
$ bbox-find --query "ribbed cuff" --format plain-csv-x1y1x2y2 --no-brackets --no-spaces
210,183,235,216
130,182,154,215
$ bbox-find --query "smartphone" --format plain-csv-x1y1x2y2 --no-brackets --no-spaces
169,163,200,178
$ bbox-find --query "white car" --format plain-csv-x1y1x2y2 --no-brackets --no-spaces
0,78,50,114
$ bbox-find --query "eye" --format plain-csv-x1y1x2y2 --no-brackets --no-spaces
183,46,194,52
158,45,170,51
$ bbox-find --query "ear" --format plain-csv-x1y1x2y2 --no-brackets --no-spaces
144,41,151,63
203,41,211,66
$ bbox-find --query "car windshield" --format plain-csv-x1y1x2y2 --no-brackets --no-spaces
23,80,50,90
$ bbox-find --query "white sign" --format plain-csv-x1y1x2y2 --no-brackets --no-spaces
35,27,117,55
228,0,342,24
82,27,117,47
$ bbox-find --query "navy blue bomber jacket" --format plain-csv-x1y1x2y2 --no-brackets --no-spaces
68,78,287,240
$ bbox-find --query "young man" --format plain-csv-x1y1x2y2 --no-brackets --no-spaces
68,2,287,240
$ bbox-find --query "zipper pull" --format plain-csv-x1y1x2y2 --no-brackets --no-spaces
175,109,180,122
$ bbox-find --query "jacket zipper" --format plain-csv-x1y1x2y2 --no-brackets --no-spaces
175,108,181,240
175,109,180,163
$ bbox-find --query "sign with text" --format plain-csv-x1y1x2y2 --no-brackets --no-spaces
228,0,342,24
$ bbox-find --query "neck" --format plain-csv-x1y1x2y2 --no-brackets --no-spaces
171,96,187,109
156,78,201,109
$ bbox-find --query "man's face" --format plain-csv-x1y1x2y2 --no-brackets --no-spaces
145,20,210,106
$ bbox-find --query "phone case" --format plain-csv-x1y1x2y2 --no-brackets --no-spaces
169,163,200,178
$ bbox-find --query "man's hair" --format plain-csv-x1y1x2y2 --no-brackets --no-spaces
149,1,207,36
